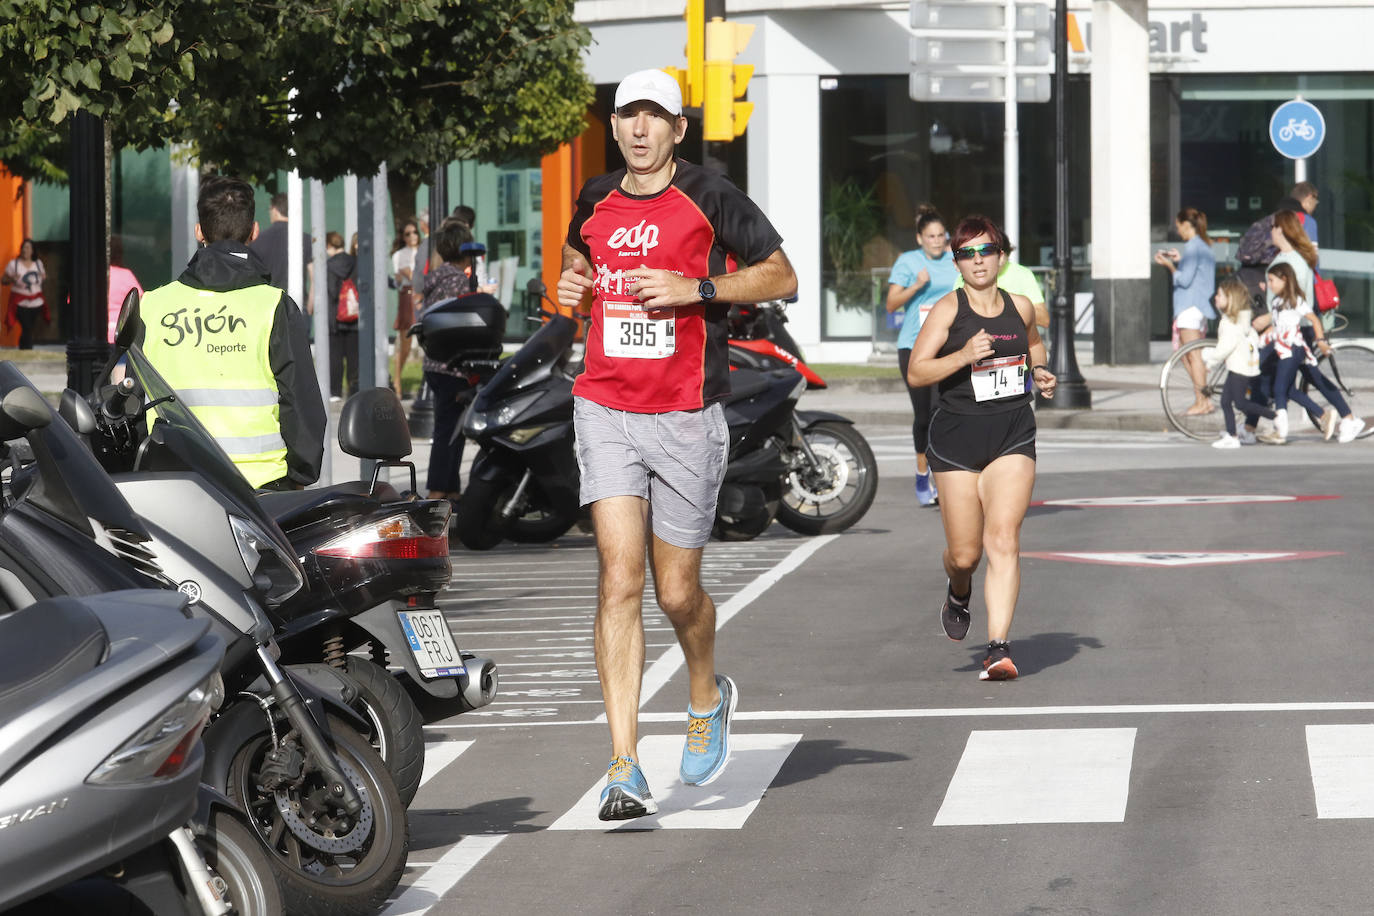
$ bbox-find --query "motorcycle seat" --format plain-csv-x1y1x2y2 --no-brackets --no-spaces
259,480,403,530
0,597,108,721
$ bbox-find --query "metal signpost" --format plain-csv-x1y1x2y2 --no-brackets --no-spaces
909,0,1051,255
1269,98,1325,183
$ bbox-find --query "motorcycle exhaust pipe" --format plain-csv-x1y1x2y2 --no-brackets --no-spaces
458,654,498,711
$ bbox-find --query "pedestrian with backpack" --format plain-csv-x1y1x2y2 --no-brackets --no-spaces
325,231,360,401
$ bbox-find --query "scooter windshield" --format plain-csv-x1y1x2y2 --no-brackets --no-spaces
478,315,577,401
0,361,149,539
121,343,292,554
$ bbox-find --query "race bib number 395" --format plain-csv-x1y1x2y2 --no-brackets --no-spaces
970,354,1026,402
603,300,675,360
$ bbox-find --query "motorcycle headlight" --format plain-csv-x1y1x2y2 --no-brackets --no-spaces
460,400,486,437
87,674,216,784
229,514,304,607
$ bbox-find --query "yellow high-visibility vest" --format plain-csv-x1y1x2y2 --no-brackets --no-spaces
140,282,287,488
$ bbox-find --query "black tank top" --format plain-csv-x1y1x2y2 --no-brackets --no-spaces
936,288,1031,414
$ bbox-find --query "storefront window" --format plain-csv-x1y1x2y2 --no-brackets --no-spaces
1156,74,1374,335
818,75,1090,342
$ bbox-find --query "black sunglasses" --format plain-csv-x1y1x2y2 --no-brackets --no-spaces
953,243,1001,261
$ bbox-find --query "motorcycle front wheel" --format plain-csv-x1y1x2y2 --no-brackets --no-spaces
454,466,576,550
776,421,878,535
190,810,285,916
226,716,407,916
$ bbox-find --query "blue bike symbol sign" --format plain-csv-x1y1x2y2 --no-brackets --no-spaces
1269,99,1325,160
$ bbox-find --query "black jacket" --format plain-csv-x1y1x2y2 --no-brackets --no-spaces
156,241,327,486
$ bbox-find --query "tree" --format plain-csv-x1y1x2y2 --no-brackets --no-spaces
0,0,210,182
169,0,594,227
0,0,595,227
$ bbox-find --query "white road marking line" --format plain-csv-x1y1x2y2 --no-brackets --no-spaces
380,833,507,916
934,728,1136,825
549,733,802,831
449,627,674,637
418,741,473,790
1306,724,1374,818
598,535,839,721
426,700,1374,729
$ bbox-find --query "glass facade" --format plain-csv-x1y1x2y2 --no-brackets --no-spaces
818,75,1091,342
820,73,1374,342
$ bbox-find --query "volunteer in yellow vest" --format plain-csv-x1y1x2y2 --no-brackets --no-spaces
140,176,326,490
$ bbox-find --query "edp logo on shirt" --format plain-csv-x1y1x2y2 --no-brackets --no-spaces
607,220,660,256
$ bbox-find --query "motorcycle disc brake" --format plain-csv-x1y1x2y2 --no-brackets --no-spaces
272,752,374,856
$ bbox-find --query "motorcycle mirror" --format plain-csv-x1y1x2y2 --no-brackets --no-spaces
114,289,142,350
57,389,99,436
0,387,53,440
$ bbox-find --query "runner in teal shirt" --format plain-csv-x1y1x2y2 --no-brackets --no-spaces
886,205,959,506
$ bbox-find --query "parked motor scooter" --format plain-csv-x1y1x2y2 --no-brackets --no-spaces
0,588,282,916
30,309,410,916
262,386,499,805
726,298,878,534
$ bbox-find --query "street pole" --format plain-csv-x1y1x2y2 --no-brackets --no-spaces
701,0,729,174
408,162,448,439
1003,0,1019,259
67,110,108,396
310,179,332,486
1038,0,1091,409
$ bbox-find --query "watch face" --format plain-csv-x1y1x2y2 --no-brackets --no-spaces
699,279,716,300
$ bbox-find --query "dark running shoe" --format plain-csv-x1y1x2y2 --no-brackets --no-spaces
940,580,971,641
980,640,1018,681
598,755,658,821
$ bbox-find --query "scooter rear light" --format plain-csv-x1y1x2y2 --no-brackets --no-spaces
313,514,449,560
87,675,215,785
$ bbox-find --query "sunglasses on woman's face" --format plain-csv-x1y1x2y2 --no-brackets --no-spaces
953,243,1001,261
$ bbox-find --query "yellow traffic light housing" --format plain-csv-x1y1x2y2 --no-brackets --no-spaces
702,18,754,141
683,0,704,108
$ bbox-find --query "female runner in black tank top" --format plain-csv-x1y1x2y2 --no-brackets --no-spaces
905,215,1057,681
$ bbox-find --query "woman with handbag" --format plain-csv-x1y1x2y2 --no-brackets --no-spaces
2,239,48,350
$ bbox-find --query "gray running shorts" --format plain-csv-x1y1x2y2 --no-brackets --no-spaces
573,396,728,549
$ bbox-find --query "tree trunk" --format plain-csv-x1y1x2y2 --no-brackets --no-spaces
387,170,421,240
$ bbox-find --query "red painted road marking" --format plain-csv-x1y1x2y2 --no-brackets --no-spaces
1022,551,1343,568
1029,495,1340,508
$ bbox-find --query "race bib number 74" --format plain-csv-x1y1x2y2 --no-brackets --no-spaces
970,354,1026,402
603,300,675,360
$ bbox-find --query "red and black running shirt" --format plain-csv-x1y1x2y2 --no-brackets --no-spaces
567,159,784,413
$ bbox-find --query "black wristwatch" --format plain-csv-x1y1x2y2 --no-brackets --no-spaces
697,278,716,301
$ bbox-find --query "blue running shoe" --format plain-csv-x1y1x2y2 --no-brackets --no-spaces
598,755,658,821
680,674,738,786
915,470,938,507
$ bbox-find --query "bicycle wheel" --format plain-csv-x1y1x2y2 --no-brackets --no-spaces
1160,338,1228,439
1325,342,1374,439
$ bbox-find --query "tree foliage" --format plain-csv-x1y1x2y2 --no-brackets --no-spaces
0,0,594,188
0,0,208,181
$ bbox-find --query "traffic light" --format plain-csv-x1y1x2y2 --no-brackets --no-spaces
702,17,754,141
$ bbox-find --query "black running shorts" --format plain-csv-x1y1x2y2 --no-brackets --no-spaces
926,403,1037,473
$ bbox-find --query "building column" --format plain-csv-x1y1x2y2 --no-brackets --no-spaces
1090,0,1150,364
746,72,824,352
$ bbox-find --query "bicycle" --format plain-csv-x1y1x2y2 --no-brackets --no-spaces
1297,312,1374,439
1160,312,1374,440
1159,337,1227,440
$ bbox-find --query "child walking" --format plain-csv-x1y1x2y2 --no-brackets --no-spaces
1203,276,1276,448
1259,262,1327,443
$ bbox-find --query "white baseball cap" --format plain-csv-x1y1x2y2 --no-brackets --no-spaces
614,69,683,117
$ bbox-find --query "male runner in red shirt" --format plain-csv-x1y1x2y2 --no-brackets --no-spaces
558,68,797,820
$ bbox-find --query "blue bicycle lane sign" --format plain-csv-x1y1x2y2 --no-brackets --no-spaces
1270,98,1325,160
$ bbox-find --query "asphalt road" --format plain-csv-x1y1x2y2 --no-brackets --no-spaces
383,422,1374,916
